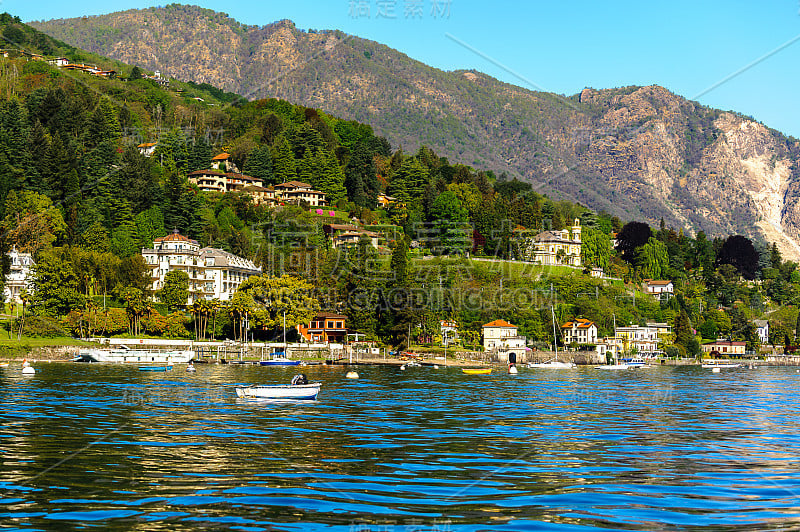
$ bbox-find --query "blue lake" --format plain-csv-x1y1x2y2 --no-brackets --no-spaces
2,363,800,530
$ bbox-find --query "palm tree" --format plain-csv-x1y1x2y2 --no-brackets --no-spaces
17,290,31,341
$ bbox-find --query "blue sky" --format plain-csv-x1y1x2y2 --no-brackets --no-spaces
10,0,800,137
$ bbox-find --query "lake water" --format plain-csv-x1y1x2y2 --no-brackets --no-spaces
2,363,800,531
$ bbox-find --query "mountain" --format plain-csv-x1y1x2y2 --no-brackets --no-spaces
31,4,800,258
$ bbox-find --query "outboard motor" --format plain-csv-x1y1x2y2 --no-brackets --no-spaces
291,373,308,385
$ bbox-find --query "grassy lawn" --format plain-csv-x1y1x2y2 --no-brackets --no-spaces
0,336,94,347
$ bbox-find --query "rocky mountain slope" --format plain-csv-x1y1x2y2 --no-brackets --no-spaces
31,4,800,258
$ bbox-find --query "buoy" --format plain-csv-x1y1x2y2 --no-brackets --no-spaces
433,365,439,369
345,371,359,379
400,365,406,371
509,366,518,374
22,365,35,375
186,363,196,372
712,367,721,373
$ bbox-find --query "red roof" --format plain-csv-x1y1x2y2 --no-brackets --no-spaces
647,280,673,286
137,142,156,148
212,152,230,161
482,319,517,329
154,230,198,245
562,318,595,329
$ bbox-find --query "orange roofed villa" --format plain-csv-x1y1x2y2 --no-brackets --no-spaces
561,318,598,345
482,319,527,361
299,313,348,344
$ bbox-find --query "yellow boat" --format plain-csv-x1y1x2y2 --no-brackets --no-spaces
462,368,491,375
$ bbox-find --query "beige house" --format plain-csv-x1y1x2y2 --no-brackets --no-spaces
482,319,526,359
188,170,264,195
702,340,746,356
524,219,582,266
274,181,327,206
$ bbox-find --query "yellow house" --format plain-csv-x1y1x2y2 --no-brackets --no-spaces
530,219,582,266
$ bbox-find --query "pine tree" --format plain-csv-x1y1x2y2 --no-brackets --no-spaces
271,136,297,184
320,149,346,205
243,145,273,183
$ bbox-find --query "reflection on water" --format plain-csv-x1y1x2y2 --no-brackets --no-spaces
1,363,800,530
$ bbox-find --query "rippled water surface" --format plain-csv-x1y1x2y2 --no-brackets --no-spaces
2,363,800,530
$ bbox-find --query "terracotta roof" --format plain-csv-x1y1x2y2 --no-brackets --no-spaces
482,319,517,329
224,172,262,183
562,318,595,329
188,169,227,177
154,230,198,245
275,180,313,189
313,312,348,320
137,142,156,148
212,153,230,161
646,280,673,285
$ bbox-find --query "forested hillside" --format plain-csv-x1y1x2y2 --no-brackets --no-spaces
31,4,800,260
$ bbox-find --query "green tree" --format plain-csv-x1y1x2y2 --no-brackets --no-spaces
638,237,669,279
388,158,429,205
271,136,297,184
243,144,273,183
429,190,469,254
237,274,320,331
159,270,190,311
2,189,66,254
30,247,85,317
581,227,611,269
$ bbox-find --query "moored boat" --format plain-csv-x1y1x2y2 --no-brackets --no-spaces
701,360,742,369
462,368,491,375
259,352,302,366
74,344,194,364
139,365,173,372
527,359,576,369
235,383,321,400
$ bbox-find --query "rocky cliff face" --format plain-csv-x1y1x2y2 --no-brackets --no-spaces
31,6,800,259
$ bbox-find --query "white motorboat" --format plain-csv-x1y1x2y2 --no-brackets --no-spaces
235,383,322,400
595,363,632,370
701,360,742,369
527,358,576,369
74,344,194,364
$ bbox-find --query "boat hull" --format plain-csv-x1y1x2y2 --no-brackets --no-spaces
701,362,741,369
139,365,173,372
527,362,576,369
76,347,194,364
235,383,321,400
259,359,301,366
462,368,491,375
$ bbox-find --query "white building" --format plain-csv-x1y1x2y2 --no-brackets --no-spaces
611,322,671,357
482,319,526,360
440,320,459,346
561,318,598,345
754,320,769,345
4,247,35,303
141,230,261,304
643,279,674,300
